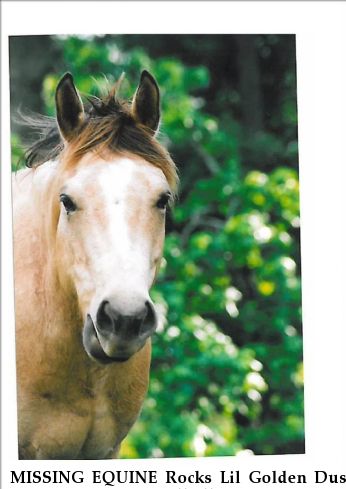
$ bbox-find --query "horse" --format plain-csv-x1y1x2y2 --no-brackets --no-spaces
12,70,178,459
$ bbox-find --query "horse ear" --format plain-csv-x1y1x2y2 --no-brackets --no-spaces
55,73,85,141
132,70,160,134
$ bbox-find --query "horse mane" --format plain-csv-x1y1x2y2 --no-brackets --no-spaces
22,80,178,193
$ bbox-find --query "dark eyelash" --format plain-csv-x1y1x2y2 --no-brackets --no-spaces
156,193,171,210
59,194,77,214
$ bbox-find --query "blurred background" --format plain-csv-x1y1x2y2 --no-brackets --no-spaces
10,34,303,457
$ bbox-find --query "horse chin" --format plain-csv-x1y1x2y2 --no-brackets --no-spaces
83,315,135,364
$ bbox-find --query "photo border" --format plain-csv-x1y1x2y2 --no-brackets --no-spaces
2,1,346,486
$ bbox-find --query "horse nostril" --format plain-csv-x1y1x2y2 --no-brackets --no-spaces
96,299,157,340
96,300,118,333
140,301,157,335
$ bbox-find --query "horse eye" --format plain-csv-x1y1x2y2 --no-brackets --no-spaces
156,193,170,210
59,194,77,214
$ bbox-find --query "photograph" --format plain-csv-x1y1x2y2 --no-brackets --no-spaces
10,34,303,460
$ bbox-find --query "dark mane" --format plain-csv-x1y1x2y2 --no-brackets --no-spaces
23,87,178,191
22,114,64,168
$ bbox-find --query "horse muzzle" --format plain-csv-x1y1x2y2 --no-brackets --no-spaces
83,300,157,364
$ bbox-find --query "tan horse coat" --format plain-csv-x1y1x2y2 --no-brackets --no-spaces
13,71,177,460
13,165,151,459
13,164,153,459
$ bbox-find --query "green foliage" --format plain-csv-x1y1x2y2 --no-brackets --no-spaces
11,134,25,171
10,35,303,457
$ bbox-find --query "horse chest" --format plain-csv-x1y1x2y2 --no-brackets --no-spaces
17,323,150,459
21,389,124,459
81,394,121,459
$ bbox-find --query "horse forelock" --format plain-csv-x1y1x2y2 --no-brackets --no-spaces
23,82,178,195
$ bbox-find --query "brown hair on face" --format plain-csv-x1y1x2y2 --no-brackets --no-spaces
24,79,178,195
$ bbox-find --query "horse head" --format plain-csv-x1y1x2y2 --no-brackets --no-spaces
51,72,177,364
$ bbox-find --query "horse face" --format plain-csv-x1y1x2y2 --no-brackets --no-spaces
56,153,171,363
